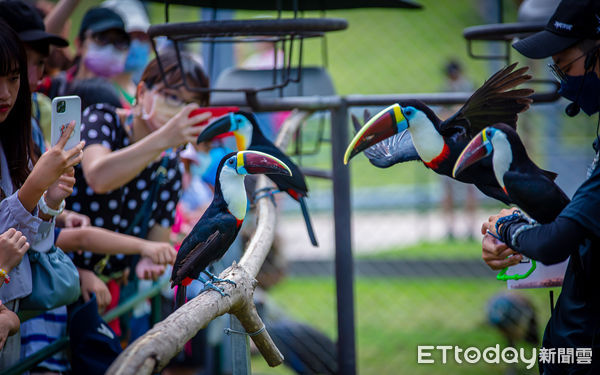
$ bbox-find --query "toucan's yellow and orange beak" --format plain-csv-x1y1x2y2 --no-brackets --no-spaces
453,129,494,178
237,151,292,176
344,104,407,164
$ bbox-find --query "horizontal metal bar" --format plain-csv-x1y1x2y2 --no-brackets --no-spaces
210,95,344,111
149,18,348,39
463,22,545,41
3,337,69,375
102,279,169,322
300,166,333,179
4,279,169,375
144,0,423,11
210,88,559,111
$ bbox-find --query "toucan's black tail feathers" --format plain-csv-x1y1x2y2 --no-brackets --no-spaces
299,197,319,247
175,285,187,309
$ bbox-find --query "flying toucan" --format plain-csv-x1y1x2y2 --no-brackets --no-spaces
344,63,534,205
171,150,292,308
453,124,569,223
197,111,319,247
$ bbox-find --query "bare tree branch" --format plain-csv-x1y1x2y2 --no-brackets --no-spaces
107,109,314,374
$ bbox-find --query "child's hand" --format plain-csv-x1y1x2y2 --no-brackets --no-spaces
78,268,111,312
0,300,20,350
0,229,29,274
56,210,91,228
135,256,166,281
140,242,176,265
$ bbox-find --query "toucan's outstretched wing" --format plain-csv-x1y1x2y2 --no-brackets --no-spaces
351,113,420,168
439,63,534,138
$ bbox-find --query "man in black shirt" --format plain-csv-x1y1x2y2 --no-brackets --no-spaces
481,0,600,374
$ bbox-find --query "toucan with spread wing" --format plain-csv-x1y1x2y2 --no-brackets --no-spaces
453,124,569,223
197,111,319,247
344,63,534,205
171,150,292,308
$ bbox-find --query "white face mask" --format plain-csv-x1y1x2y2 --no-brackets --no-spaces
141,91,185,131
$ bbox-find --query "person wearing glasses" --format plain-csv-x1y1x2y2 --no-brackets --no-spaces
101,0,153,106
481,0,600,374
38,7,131,106
65,50,212,338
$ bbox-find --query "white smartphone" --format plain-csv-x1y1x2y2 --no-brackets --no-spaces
51,95,81,150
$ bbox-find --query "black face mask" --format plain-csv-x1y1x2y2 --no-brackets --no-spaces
557,52,600,116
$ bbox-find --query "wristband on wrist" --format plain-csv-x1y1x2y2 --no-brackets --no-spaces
38,194,65,217
0,268,10,284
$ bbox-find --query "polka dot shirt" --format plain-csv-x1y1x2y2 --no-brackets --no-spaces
66,103,183,276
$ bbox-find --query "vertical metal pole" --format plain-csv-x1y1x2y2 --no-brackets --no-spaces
229,315,251,375
330,101,357,375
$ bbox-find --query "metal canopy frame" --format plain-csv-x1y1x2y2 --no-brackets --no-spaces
462,21,560,102
148,18,348,106
463,22,544,63
146,0,423,11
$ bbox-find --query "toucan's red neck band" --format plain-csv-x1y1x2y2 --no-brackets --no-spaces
423,143,451,170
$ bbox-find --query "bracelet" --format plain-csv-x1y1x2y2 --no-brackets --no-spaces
0,268,10,284
495,210,524,239
38,194,65,217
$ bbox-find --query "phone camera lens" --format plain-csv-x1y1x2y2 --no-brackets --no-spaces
57,101,66,113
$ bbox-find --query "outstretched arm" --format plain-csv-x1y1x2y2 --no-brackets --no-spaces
483,209,588,266
57,226,176,265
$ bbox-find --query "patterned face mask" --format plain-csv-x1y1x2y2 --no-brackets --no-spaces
83,42,127,78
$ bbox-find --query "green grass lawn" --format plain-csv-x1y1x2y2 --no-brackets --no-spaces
360,239,483,260
252,277,558,375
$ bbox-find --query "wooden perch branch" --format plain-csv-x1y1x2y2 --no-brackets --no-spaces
107,109,314,375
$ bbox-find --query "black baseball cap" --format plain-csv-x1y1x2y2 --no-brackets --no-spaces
0,0,68,47
513,0,600,59
78,7,126,39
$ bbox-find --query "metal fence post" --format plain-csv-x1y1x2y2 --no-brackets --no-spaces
330,100,357,375
229,315,251,375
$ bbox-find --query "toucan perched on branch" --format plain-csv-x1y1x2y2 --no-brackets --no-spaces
171,151,292,308
453,124,569,223
197,111,319,247
344,63,534,204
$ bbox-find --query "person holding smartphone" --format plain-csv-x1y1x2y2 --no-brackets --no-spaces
66,50,211,337
0,20,83,369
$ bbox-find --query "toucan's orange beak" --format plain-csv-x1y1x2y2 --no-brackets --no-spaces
344,104,407,164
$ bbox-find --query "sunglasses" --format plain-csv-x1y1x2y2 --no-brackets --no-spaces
90,32,131,51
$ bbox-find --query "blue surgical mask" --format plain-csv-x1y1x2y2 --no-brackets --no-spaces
124,39,150,81
558,71,600,116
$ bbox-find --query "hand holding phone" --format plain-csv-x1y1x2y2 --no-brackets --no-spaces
51,96,81,151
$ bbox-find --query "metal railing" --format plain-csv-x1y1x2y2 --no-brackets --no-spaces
3,279,168,375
